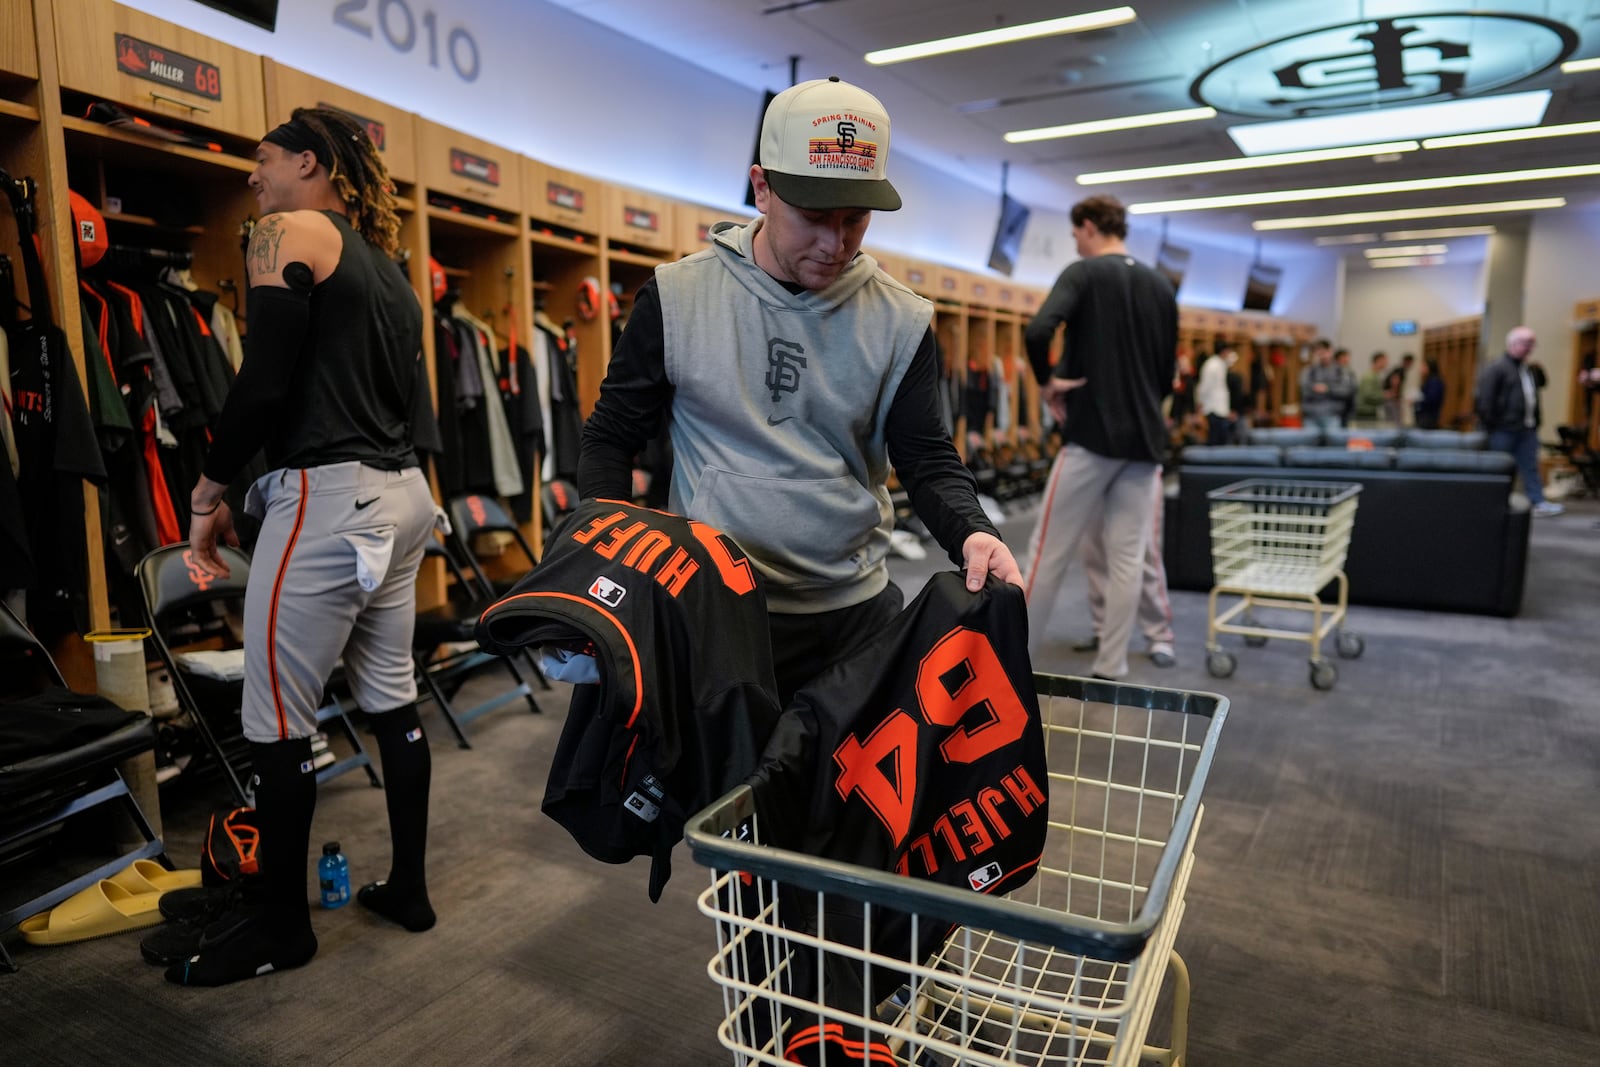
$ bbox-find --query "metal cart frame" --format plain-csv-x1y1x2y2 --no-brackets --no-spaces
687,675,1227,1067
1203,479,1365,690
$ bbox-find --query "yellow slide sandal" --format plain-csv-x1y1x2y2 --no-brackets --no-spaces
107,859,203,896
19,879,166,945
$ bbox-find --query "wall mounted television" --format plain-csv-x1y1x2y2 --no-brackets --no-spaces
195,0,278,31
987,193,1030,277
1155,240,1191,292
1242,261,1282,312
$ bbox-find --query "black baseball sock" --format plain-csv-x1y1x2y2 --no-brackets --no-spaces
167,738,319,986
359,704,435,932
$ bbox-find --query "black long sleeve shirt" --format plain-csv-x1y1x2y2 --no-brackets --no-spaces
1024,253,1176,464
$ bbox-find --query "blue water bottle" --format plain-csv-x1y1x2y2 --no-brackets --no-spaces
319,841,350,909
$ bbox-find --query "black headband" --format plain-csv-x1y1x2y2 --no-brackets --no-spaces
263,118,333,170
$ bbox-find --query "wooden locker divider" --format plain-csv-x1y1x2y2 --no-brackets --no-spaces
522,156,602,439
262,61,418,189
674,201,748,259
964,276,997,448
417,118,517,215
3,0,105,686
49,0,268,673
417,119,538,567
1421,315,1482,431
52,0,267,141
600,182,673,356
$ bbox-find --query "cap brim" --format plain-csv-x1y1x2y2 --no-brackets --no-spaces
765,170,902,212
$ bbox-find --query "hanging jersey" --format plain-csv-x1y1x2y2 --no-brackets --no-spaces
476,500,783,901
746,570,1047,1066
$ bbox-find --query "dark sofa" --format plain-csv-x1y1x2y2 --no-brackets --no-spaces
1162,428,1531,616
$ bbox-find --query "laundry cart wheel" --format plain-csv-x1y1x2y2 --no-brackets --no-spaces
1335,631,1365,659
1206,650,1237,679
1310,660,1338,690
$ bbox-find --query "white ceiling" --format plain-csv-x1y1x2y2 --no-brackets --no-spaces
545,0,1600,259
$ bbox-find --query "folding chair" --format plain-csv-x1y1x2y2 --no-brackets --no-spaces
0,603,168,972
136,544,381,806
412,536,543,748
448,492,542,598
444,490,554,696
1554,425,1600,498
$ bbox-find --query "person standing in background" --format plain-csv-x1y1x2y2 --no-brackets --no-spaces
1477,326,1563,516
1384,353,1415,426
1353,351,1389,425
1020,194,1176,680
1334,348,1357,426
1198,344,1236,444
1299,338,1352,434
1414,358,1445,429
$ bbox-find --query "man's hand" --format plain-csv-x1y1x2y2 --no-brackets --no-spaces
189,476,240,578
962,531,1023,592
1042,376,1087,425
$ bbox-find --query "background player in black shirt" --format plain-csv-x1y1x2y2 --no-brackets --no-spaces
181,108,437,986
1020,195,1176,680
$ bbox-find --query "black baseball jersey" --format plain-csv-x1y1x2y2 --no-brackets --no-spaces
476,499,782,901
745,570,1047,1065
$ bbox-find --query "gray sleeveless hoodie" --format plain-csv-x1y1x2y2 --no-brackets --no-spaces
655,219,933,613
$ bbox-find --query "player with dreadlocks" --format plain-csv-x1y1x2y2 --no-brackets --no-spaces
179,107,437,985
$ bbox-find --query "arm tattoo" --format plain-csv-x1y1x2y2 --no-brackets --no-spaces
248,215,286,279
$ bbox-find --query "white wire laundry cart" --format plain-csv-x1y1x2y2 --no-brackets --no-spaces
1203,478,1365,690
687,674,1227,1067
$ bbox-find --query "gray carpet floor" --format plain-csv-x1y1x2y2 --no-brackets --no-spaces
4,497,1598,1065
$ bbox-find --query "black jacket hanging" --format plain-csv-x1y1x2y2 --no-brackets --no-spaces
2,172,108,638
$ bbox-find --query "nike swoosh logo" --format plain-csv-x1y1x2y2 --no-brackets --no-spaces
767,415,794,426
354,497,379,510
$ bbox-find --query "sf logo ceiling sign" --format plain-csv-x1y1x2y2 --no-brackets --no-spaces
1191,13,1576,118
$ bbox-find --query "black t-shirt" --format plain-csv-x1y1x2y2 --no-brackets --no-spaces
1024,253,1176,463
205,212,421,482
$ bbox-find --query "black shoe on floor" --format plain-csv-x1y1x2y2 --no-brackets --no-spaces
158,885,234,924
1072,635,1101,653
164,918,317,987
143,886,260,966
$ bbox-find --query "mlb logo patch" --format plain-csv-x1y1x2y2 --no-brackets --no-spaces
588,575,626,607
967,862,1003,891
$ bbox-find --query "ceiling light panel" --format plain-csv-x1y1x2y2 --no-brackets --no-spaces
1006,107,1215,143
1314,234,1378,246
865,7,1137,65
1364,245,1449,258
1561,57,1600,73
1252,198,1566,231
1382,226,1497,239
1128,163,1600,215
1370,256,1445,268
1077,141,1418,185
1228,91,1551,155
1423,120,1600,149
